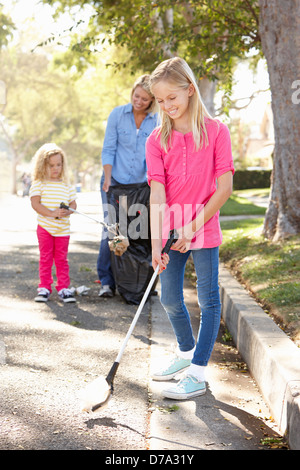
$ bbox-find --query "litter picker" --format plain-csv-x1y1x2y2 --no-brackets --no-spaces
60,202,129,256
79,229,177,412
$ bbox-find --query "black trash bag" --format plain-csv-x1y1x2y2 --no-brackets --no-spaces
107,182,158,305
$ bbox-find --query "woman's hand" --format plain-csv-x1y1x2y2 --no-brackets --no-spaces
103,164,112,192
102,177,111,193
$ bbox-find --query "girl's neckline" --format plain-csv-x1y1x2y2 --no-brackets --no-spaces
172,129,193,136
44,179,63,183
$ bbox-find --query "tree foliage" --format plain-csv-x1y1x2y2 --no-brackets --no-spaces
0,43,142,191
42,0,262,86
0,3,15,49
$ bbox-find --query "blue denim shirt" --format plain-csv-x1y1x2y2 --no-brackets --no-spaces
101,103,158,184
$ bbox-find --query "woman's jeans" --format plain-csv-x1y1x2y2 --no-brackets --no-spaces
96,173,117,289
159,247,221,367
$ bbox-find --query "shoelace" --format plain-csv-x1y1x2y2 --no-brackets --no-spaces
176,374,199,389
158,355,182,372
38,288,49,295
60,288,73,297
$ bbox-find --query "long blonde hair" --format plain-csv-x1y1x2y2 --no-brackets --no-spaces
31,143,69,183
149,57,213,151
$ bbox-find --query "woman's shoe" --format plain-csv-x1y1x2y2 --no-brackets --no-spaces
98,285,114,298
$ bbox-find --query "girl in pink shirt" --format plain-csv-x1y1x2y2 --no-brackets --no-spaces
146,57,234,400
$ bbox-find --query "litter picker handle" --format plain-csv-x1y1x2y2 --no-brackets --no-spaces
113,229,178,368
161,229,178,254
59,202,120,235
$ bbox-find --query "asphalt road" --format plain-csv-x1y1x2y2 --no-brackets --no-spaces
0,191,284,452
0,191,150,450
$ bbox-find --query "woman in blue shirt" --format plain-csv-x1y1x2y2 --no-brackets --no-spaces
97,75,158,297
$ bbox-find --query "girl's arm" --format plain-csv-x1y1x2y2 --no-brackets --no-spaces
69,199,77,211
30,195,60,218
173,170,233,252
30,196,77,218
150,180,169,273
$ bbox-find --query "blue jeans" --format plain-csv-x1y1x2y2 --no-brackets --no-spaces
159,247,221,366
96,173,117,289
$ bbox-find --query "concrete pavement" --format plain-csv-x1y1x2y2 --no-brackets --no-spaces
147,273,300,450
148,278,292,450
219,267,300,450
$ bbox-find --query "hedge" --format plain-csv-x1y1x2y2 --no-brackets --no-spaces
233,169,271,190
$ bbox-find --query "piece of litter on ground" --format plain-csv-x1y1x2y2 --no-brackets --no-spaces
69,286,90,296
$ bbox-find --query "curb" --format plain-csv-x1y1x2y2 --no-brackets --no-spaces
219,265,300,450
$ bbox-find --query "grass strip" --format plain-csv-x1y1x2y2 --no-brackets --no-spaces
220,216,300,345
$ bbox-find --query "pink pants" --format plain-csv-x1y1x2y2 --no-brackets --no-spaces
37,225,70,293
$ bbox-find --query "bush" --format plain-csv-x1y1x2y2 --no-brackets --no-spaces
233,170,271,190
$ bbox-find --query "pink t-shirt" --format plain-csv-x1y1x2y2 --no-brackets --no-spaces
146,119,234,249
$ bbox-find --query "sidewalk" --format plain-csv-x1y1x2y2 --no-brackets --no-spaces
219,266,300,450
147,269,300,450
148,280,287,450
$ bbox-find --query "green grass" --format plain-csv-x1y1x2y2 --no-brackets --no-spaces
185,189,300,344
219,194,300,344
220,194,266,216
235,188,270,198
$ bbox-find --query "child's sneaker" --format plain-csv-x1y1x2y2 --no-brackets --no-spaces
162,374,206,400
58,288,76,303
151,354,191,381
34,288,50,302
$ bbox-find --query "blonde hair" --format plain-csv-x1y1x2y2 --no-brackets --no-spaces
149,57,213,151
131,74,156,113
31,143,69,183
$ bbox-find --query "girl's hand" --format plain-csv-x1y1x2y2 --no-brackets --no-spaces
52,208,60,218
172,224,195,253
152,249,169,274
57,207,70,218
52,207,70,218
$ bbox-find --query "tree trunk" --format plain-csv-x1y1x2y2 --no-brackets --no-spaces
259,0,300,240
199,77,217,117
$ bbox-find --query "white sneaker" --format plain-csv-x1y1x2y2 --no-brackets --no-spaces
58,288,76,303
98,285,114,298
34,288,50,302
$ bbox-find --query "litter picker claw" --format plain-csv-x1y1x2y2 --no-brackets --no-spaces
60,202,129,256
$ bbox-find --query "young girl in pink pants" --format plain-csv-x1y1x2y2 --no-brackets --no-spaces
30,143,77,303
